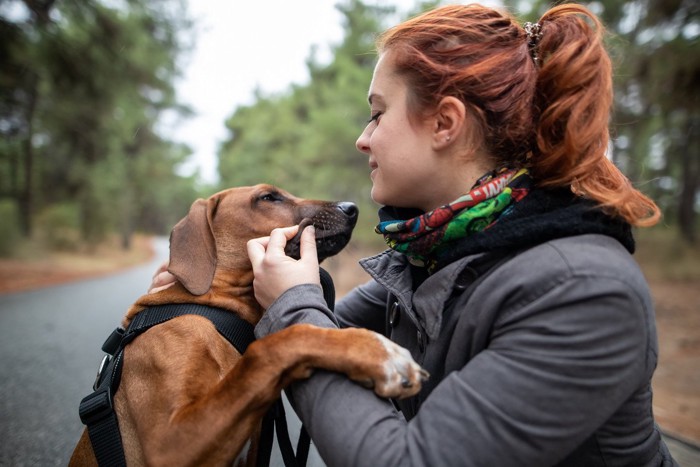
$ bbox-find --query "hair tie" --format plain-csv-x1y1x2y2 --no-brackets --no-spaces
524,22,543,64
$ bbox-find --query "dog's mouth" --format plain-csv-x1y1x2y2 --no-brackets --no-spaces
284,215,356,262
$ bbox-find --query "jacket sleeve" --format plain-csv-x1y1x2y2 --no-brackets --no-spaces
254,273,652,466
334,279,388,332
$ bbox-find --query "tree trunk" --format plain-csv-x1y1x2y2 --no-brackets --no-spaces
677,117,698,245
17,0,56,237
19,77,38,237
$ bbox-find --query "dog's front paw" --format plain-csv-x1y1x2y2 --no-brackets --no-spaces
367,334,429,400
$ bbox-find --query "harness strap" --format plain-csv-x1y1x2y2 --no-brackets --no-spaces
80,267,335,467
79,304,256,467
129,303,256,355
79,385,125,466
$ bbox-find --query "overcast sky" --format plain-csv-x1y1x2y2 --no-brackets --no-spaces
2,0,496,186
171,0,419,184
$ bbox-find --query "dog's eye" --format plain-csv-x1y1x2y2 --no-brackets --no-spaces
259,192,282,202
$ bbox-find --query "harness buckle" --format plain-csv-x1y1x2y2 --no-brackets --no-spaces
79,387,114,425
101,327,125,355
92,354,111,391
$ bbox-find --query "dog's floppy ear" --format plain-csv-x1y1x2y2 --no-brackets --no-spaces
168,198,216,295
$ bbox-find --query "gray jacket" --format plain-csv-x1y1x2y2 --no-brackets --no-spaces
255,233,677,466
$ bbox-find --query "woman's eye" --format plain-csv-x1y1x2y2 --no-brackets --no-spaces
366,111,382,124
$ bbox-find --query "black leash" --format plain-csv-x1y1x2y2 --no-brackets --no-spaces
257,267,335,467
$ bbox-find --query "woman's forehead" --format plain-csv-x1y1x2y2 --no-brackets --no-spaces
368,52,403,103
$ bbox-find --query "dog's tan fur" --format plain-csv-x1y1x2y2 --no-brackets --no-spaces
69,184,426,467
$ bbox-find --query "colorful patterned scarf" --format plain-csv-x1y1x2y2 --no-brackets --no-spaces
375,168,532,271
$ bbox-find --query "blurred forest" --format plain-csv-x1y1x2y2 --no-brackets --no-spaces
1,0,698,256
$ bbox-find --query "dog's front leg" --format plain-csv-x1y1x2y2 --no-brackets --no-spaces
119,321,426,466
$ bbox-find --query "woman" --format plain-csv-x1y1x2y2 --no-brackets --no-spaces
174,3,677,466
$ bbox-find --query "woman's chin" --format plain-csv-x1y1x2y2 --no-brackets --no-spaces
371,185,414,209
370,188,387,207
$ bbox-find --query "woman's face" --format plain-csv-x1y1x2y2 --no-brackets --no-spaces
356,51,450,212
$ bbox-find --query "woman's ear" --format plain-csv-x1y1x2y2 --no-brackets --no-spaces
432,96,467,150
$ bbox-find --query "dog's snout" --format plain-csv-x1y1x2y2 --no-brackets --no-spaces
336,202,358,220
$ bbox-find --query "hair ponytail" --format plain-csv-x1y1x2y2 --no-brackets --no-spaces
377,3,660,227
532,4,660,226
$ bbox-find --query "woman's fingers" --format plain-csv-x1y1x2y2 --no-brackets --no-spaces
152,260,169,279
246,236,269,269
149,279,176,294
246,224,320,309
300,225,318,266
267,225,300,256
247,225,298,267
149,261,178,293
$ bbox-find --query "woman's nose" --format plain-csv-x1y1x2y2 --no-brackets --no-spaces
356,127,370,154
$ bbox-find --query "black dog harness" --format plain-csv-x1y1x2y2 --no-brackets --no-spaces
79,303,256,466
79,269,335,467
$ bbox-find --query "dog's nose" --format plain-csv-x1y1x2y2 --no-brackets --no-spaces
336,202,358,220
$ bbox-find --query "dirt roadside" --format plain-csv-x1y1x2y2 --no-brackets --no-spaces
647,280,700,445
0,235,156,295
1,238,698,449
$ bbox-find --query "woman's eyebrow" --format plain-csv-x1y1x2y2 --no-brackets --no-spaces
368,93,384,105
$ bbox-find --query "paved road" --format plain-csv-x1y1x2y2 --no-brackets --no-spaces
1,237,696,466
0,238,170,466
0,237,322,466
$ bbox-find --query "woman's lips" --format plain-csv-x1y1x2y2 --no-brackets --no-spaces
369,160,378,179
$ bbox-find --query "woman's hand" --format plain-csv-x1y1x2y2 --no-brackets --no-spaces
247,225,320,309
148,260,178,294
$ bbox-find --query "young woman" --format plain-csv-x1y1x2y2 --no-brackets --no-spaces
168,3,678,465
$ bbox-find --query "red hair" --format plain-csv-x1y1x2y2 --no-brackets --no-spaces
377,3,660,227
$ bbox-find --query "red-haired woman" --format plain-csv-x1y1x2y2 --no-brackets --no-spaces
249,4,674,466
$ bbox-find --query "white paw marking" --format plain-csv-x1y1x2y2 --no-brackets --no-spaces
375,334,427,397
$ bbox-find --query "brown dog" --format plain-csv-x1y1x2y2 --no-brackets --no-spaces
69,184,427,466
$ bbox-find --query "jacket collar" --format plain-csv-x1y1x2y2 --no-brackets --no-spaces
361,187,635,340
360,249,481,341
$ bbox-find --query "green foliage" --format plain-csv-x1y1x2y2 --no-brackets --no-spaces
0,199,22,257
0,0,197,249
635,224,700,282
35,202,81,251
